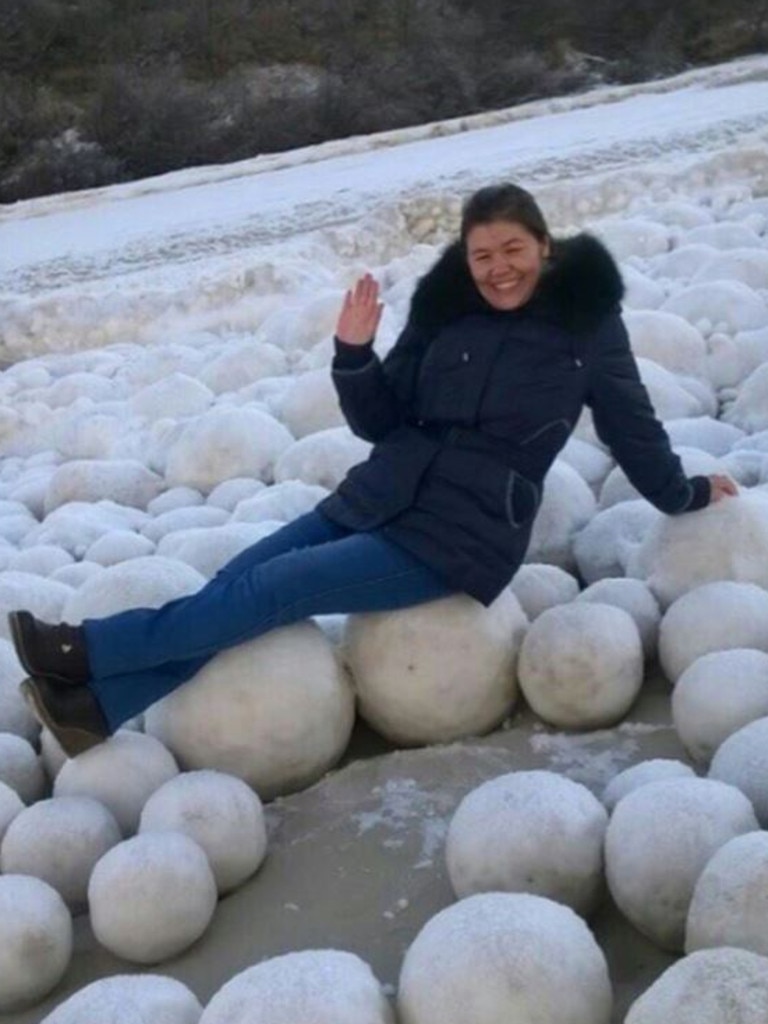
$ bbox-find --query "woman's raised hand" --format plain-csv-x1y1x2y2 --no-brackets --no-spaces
708,473,739,502
335,273,384,346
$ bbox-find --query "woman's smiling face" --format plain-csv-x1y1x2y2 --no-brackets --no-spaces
465,219,550,311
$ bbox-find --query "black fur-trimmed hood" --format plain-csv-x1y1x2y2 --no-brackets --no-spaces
407,232,625,338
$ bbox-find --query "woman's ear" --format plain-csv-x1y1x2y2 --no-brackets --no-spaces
541,237,552,261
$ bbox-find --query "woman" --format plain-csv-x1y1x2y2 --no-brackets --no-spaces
11,183,736,757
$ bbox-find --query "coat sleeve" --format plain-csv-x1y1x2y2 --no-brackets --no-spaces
586,311,710,514
330,323,423,443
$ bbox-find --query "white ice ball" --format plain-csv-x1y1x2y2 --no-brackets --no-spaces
54,731,179,834
508,563,579,621
273,428,370,491
605,777,758,951
272,367,345,438
0,732,45,803
197,341,287,395
89,832,217,964
0,638,38,741
1,796,121,913
0,780,24,844
345,592,527,745
629,494,768,608
164,408,293,493
40,974,203,1024
0,572,72,641
662,280,768,334
686,831,768,956
658,582,768,683
708,717,768,824
157,523,277,579
62,554,205,622
446,770,608,915
575,577,660,659
0,875,72,1011
200,949,394,1024
230,479,327,524
573,500,661,583
145,622,354,800
624,309,707,377
43,459,163,514
139,770,267,894
672,649,768,763
601,759,695,812
625,947,768,1024
665,416,744,457
518,603,643,729
397,892,612,1024
526,461,596,570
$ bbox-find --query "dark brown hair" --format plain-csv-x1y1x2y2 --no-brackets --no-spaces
460,183,550,245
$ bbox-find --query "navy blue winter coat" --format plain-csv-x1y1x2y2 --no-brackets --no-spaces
319,234,710,605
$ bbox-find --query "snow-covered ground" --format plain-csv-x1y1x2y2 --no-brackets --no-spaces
2,52,768,1024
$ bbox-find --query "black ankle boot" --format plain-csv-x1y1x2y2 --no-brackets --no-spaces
9,611,90,686
20,677,109,758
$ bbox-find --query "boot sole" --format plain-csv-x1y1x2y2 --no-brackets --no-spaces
9,612,80,687
20,678,105,759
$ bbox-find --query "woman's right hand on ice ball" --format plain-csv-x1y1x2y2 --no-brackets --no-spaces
709,474,739,502
335,273,383,346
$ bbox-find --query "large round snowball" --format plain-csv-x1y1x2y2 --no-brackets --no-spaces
605,778,758,951
518,603,643,729
686,831,768,956
88,833,217,963
628,494,768,608
0,639,38,741
658,582,768,682
0,732,45,803
672,649,768,763
509,563,579,621
139,770,267,894
1,797,121,913
54,731,179,834
164,408,293,493
41,974,203,1024
397,892,612,1024
446,771,608,915
575,577,660,659
145,622,354,800
344,592,527,746
601,759,696,812
0,875,72,1011
0,780,23,845
62,555,205,622
625,947,768,1024
709,717,768,824
200,949,394,1024
526,461,596,570
573,500,661,583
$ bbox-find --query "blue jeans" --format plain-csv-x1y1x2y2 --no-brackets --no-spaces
84,511,455,730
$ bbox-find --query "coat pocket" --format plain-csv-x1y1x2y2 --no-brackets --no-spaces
505,470,541,528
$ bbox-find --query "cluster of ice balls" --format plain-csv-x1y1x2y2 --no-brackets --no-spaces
0,752,268,1011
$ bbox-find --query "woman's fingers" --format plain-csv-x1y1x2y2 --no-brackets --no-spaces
709,473,739,502
335,275,382,345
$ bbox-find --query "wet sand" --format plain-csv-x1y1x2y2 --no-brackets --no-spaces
3,667,684,1023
